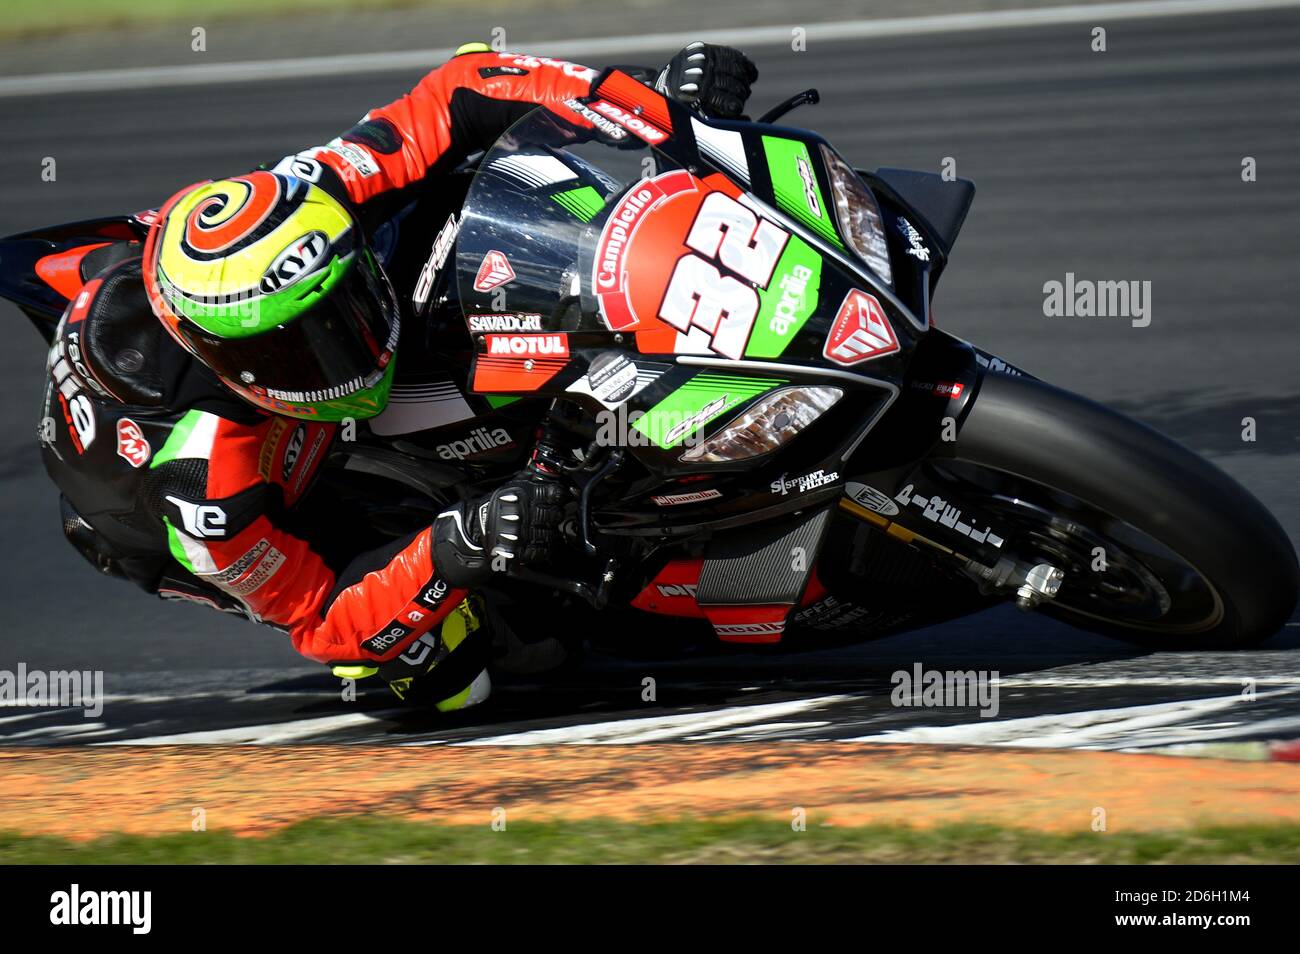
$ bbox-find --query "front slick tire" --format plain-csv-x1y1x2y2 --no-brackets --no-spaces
946,372,1298,648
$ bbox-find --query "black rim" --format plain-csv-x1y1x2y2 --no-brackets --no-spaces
925,460,1224,635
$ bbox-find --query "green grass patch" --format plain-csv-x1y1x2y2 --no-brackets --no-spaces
6,817,1300,864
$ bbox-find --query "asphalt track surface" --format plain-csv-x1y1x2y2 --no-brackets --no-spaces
0,5,1297,746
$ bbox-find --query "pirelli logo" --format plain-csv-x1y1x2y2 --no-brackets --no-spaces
257,419,289,480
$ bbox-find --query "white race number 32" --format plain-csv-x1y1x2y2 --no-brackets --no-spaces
658,192,789,359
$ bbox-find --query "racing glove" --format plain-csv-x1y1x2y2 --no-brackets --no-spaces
656,42,759,119
431,474,567,587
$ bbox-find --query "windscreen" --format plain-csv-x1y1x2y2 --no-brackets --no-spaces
455,107,666,333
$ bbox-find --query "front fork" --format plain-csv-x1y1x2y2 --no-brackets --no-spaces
837,330,1065,609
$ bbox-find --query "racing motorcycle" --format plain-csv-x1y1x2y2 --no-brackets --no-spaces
3,71,1296,663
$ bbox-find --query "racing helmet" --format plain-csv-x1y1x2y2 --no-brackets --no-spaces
142,171,399,421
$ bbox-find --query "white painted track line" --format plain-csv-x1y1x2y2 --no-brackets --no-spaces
108,710,401,744
454,695,849,745
845,690,1300,749
1,0,1297,98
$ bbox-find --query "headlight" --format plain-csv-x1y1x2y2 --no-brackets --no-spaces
679,386,842,463
821,145,892,287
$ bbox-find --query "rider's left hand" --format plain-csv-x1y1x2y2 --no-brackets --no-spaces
431,474,567,587
656,42,758,119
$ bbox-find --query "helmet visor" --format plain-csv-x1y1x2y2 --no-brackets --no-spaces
179,252,399,405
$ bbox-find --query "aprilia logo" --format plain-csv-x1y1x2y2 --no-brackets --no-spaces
437,426,513,461
48,338,98,454
473,250,516,291
823,289,899,365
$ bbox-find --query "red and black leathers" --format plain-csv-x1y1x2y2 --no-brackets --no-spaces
41,49,612,667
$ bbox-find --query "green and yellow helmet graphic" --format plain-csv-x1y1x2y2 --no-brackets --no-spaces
145,172,400,421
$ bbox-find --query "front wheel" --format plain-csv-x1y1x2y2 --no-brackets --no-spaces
935,372,1298,648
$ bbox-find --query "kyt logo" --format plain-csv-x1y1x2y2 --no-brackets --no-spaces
280,424,306,482
823,289,899,365
261,230,329,293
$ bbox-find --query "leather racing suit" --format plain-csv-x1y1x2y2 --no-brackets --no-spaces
41,48,651,684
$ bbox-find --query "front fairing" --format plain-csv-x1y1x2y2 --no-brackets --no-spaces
453,72,929,477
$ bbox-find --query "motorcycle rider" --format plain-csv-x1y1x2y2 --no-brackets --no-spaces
39,42,758,709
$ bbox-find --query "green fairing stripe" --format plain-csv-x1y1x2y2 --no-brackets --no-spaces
761,136,843,250
150,409,204,469
633,375,785,448
485,395,523,409
745,236,823,358
167,254,353,339
163,517,195,573
552,186,605,222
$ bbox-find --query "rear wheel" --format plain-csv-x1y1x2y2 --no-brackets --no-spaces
936,372,1298,647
